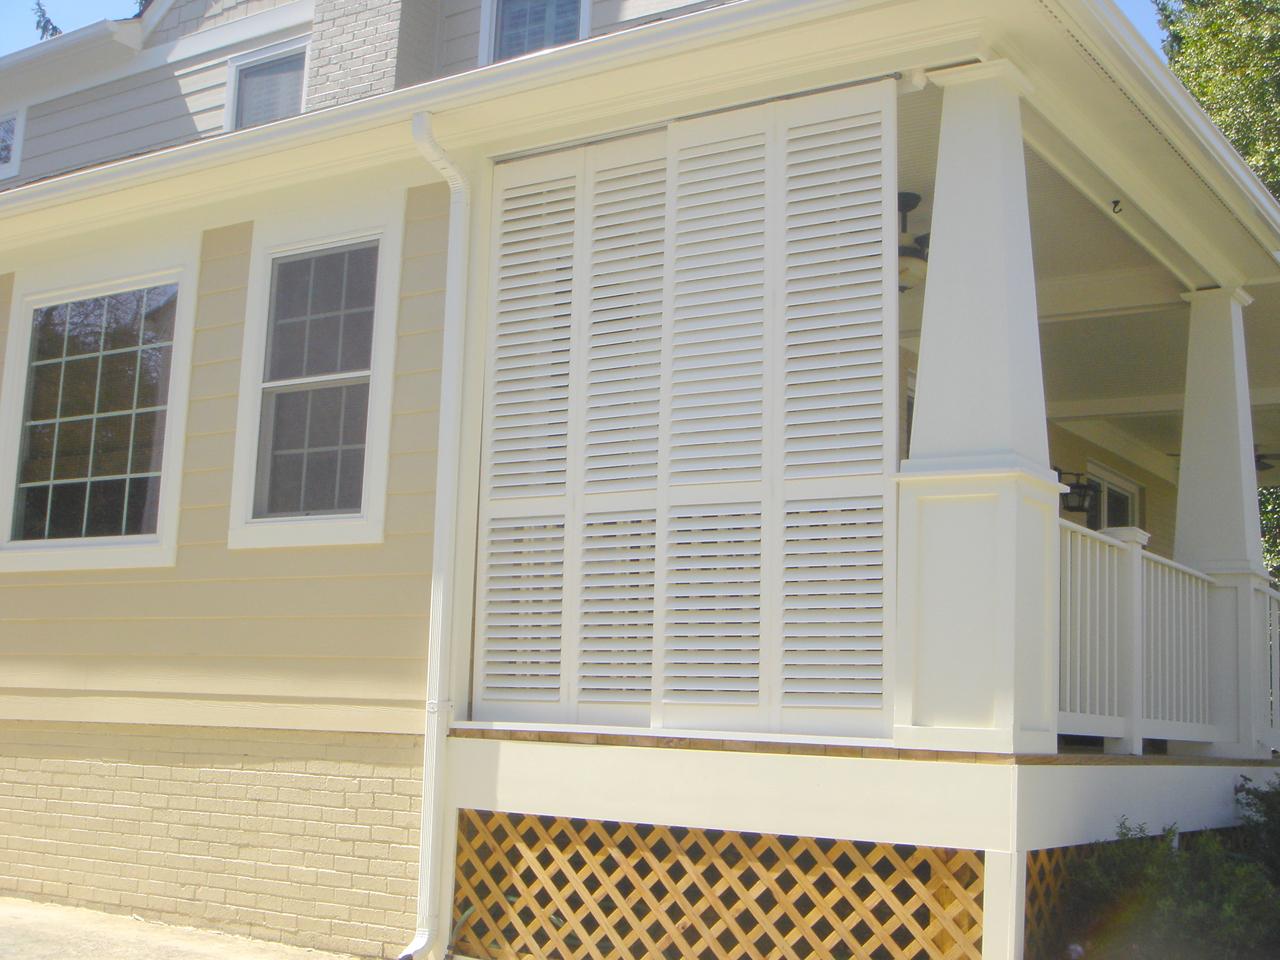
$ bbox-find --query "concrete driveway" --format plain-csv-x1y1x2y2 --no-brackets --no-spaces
0,897,361,960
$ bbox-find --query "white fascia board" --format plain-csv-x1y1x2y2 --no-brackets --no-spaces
0,19,142,99
1054,0,1280,274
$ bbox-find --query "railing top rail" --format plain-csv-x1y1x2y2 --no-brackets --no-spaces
1058,518,1125,550
1141,550,1217,586
1260,582,1280,605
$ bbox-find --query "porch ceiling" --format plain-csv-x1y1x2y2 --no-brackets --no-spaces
898,83,1280,486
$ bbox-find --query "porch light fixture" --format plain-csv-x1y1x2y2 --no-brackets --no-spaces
1058,471,1096,514
897,191,930,292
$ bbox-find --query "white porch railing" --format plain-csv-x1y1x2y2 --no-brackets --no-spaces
1058,520,1215,745
1058,523,1125,735
1141,553,1213,733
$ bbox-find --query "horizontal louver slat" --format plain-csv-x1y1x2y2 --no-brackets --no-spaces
482,516,566,702
784,112,886,480
580,510,656,703
586,156,666,493
782,498,884,709
671,131,767,486
491,175,576,498
666,504,762,704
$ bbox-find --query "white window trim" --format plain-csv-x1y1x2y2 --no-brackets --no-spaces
1088,460,1143,529
0,106,26,181
478,0,592,67
227,203,404,550
0,265,197,571
223,34,310,133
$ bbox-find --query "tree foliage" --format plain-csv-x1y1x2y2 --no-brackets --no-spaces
32,0,61,40
1158,0,1280,195
31,1,151,43
1263,487,1280,581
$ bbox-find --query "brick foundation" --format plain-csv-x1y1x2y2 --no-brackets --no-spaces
0,721,423,958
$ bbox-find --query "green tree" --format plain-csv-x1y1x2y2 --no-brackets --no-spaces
1158,0,1280,195
31,1,151,42
1159,1,1280,579
1263,487,1280,581
32,0,60,39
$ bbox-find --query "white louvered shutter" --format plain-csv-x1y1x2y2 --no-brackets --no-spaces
775,89,896,734
475,154,580,720
474,83,897,735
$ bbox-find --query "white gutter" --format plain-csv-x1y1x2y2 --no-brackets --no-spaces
401,111,471,960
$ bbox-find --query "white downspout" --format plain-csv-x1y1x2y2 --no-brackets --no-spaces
400,110,471,960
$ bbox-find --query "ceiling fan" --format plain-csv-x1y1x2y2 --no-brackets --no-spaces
1168,447,1280,472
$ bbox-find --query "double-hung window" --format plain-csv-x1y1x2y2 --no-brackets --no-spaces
253,242,377,519
1086,463,1141,531
12,284,178,542
490,0,583,63
227,39,307,131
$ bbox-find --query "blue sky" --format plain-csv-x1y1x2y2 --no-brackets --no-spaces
0,0,1167,60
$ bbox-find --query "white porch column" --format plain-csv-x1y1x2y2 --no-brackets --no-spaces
895,60,1059,755
1174,288,1270,757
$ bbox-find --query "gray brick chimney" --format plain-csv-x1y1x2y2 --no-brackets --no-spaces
305,0,441,111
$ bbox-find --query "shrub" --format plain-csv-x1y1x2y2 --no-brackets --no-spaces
1043,812,1280,960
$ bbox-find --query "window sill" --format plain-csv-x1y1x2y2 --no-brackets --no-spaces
0,535,176,572
227,512,383,550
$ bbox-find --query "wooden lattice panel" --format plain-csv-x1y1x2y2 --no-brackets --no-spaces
451,809,984,960
1024,845,1088,960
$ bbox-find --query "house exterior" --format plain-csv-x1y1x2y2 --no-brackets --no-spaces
1,0,1279,958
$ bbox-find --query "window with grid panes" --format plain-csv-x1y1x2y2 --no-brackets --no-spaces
493,0,580,62
254,242,377,518
13,284,177,540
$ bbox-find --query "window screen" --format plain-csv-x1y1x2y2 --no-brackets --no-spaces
254,242,377,518
14,284,177,541
494,0,580,62
235,51,305,130
0,116,15,167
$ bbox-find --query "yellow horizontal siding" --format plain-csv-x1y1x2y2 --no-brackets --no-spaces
0,185,451,733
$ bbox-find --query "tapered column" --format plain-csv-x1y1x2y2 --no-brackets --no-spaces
908,61,1049,474
1174,289,1270,757
896,61,1058,755
1175,289,1264,575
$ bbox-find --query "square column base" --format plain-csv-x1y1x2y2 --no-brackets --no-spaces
894,467,1061,755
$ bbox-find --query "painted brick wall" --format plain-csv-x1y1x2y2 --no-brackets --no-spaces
306,0,404,110
0,721,423,959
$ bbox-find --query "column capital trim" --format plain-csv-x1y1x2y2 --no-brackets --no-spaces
926,59,1033,97
1182,286,1254,308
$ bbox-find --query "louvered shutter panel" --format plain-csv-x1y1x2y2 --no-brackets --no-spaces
668,116,769,486
775,87,896,734
475,155,581,721
474,83,897,736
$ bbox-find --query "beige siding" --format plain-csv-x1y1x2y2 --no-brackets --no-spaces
0,185,449,734
17,19,306,189
147,0,297,46
1049,421,1179,559
438,0,482,75
0,721,421,958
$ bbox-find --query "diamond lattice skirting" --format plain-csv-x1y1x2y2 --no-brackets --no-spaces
450,809,984,960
